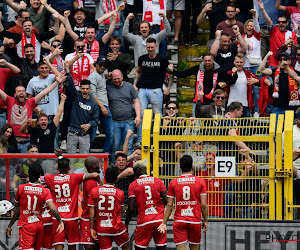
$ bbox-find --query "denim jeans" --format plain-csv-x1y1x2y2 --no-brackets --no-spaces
97,29,124,56
244,66,261,113
137,88,163,143
111,120,135,162
17,140,30,153
90,106,113,154
242,106,251,118
0,111,7,131
152,27,168,57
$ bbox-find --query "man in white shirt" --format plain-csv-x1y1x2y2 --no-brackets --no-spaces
65,38,95,90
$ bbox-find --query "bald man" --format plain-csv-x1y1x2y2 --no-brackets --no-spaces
106,69,141,159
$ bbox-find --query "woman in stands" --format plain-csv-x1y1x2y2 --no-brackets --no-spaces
0,124,18,153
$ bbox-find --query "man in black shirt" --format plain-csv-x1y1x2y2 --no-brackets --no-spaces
134,37,170,144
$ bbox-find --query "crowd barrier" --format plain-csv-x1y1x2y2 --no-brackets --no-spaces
141,109,296,220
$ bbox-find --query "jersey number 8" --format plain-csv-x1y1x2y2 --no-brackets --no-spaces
183,186,190,200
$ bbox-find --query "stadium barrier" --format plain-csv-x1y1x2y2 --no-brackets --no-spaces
142,110,291,220
1,153,109,201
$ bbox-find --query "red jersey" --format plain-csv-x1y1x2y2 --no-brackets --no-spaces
81,178,99,219
0,69,18,109
15,182,52,227
42,173,85,220
88,184,126,235
128,175,166,226
5,96,36,137
167,174,207,224
200,171,225,217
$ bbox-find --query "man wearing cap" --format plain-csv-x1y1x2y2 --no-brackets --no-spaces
88,57,113,154
64,61,99,154
259,51,300,116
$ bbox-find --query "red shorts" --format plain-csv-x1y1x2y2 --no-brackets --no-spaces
173,221,202,245
42,224,53,249
135,221,167,248
52,219,80,246
98,229,129,250
80,218,94,245
19,221,43,250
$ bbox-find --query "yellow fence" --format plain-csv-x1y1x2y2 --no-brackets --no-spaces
141,110,297,220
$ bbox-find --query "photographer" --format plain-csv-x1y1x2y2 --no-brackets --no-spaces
65,38,95,90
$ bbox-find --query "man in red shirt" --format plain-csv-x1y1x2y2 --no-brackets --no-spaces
158,155,208,250
89,166,130,250
41,155,100,250
0,71,66,153
0,59,20,129
6,167,64,250
80,156,102,249
126,161,167,249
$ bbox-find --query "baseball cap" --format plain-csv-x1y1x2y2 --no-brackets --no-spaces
74,7,85,14
94,57,107,66
278,52,290,60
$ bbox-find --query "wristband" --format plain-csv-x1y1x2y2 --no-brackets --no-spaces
216,37,221,40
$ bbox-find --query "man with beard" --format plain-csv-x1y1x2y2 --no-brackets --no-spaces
0,17,57,63
216,3,244,38
268,14,298,68
64,62,99,154
0,59,20,129
6,44,39,97
5,0,49,32
64,10,117,62
169,52,238,115
65,38,95,90
210,26,248,72
0,72,66,153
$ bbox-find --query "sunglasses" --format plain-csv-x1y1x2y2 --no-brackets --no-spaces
52,43,62,48
76,46,85,49
167,107,177,110
297,53,300,56
278,58,288,61
215,96,225,100
23,16,30,20
98,63,107,68
278,21,287,24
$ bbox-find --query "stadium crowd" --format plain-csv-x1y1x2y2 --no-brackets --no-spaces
2,0,300,249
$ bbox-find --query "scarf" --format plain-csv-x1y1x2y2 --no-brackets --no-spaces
143,0,165,30
21,33,36,58
77,0,83,6
258,76,273,117
273,66,300,106
49,53,64,72
84,39,99,62
71,53,91,89
102,0,119,25
193,70,218,103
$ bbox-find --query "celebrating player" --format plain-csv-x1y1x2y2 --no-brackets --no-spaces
80,156,102,249
41,154,100,250
89,166,130,250
125,161,167,249
6,167,64,250
157,155,208,250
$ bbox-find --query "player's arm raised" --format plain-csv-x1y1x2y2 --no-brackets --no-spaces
46,200,64,233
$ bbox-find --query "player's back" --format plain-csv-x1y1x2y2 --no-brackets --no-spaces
16,183,52,227
82,178,99,219
168,174,207,223
128,175,166,225
89,184,125,234
43,173,85,220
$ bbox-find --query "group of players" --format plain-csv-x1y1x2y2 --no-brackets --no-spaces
6,154,208,250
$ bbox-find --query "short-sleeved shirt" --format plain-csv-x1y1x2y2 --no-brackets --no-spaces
137,54,169,89
8,24,39,34
5,96,36,137
27,6,48,33
215,21,244,38
0,68,18,109
26,74,59,115
215,45,238,73
81,178,99,219
50,0,76,12
167,174,207,223
128,175,166,226
27,122,57,153
285,6,300,33
42,173,85,220
88,184,126,235
15,182,52,227
106,81,138,122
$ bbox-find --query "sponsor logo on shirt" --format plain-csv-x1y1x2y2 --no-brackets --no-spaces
44,129,50,135
142,61,161,67
24,186,43,192
58,204,70,213
79,102,91,111
100,218,113,227
145,206,158,215
177,200,197,206
54,175,70,181
177,177,195,183
28,215,40,223
99,212,113,217
220,52,232,58
56,197,72,203
181,206,194,217
137,177,154,184
98,188,116,193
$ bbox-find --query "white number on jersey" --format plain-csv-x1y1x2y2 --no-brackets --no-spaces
145,185,152,200
182,186,190,200
27,195,38,211
54,183,71,198
98,195,115,211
